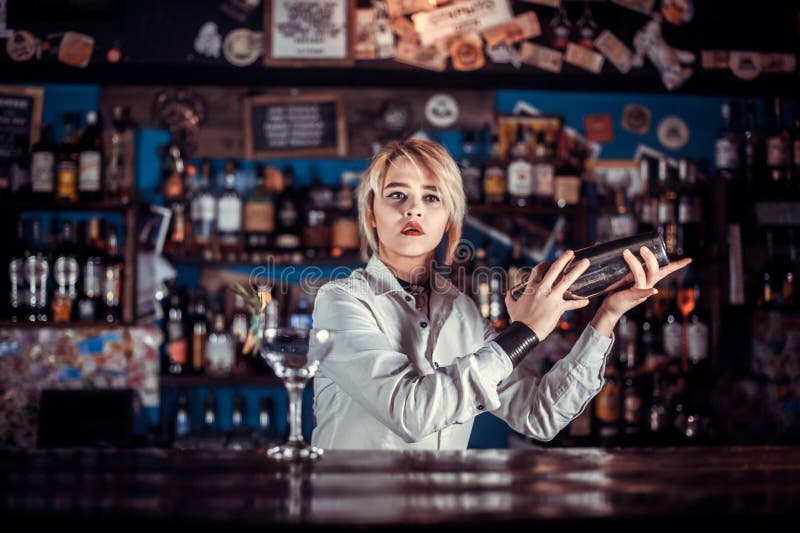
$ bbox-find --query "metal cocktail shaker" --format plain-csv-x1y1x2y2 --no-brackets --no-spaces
512,231,670,300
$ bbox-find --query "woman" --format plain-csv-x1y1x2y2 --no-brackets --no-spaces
311,138,690,450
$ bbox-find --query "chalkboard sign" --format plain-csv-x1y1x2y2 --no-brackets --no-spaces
0,85,43,160
243,93,347,159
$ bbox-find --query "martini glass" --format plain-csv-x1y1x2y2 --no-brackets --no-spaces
258,326,334,460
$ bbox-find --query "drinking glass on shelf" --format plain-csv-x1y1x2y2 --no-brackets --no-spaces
258,326,334,460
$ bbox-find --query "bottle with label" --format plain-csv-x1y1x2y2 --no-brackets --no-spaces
656,158,678,258
78,110,103,201
244,164,276,260
199,390,226,449
302,176,332,258
103,227,123,323
164,287,187,375
620,343,644,445
8,219,26,321
331,171,360,257
765,96,792,192
230,292,250,375
274,166,302,256
190,159,217,259
661,281,683,366
52,220,79,323
227,393,251,450
171,391,191,448
531,131,555,203
56,112,80,203
460,131,483,204
254,396,276,449
24,219,49,322
483,131,507,205
576,1,599,48
647,371,670,444
216,159,244,261
507,125,534,207
30,124,56,199
548,4,572,51
635,158,658,233
162,145,187,254
289,296,313,330
77,218,104,322
676,158,701,258
594,361,621,446
759,230,776,308
742,99,763,194
205,310,235,377
792,100,800,187
715,101,740,181
105,105,135,198
189,288,209,375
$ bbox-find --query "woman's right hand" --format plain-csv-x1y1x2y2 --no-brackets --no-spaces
504,250,592,341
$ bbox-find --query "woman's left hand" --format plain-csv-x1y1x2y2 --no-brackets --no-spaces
591,246,692,337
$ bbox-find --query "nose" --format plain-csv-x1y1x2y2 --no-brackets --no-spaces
406,197,423,218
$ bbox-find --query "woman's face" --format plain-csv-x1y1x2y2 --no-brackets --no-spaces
370,156,450,264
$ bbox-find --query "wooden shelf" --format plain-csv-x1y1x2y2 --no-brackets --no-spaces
160,373,283,387
0,320,133,329
0,196,139,212
165,253,364,267
467,203,587,217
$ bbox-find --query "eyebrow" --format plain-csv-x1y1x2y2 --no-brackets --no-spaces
384,181,439,192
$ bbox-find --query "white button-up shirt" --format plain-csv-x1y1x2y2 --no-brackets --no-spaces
311,255,614,450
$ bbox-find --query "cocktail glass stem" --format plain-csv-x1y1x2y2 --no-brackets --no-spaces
286,381,306,447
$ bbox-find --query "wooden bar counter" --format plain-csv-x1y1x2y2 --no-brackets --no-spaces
2,446,800,531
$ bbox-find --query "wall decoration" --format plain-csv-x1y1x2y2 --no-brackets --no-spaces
611,0,655,16
57,31,95,68
424,93,459,129
223,27,264,66
194,21,223,58
264,0,355,66
5,30,37,62
621,103,651,134
661,0,693,25
354,8,377,60
0,84,44,157
584,113,614,143
729,51,761,80
701,50,729,70
594,30,633,74
412,0,513,47
482,11,542,48
631,14,695,90
565,42,604,73
657,115,689,150
519,41,563,73
221,0,262,23
450,34,485,72
394,40,447,72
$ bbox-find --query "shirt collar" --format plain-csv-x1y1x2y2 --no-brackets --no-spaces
365,255,460,300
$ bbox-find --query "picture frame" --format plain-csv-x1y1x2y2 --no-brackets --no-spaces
243,92,347,159
496,113,564,162
263,0,356,66
0,84,44,153
586,159,641,198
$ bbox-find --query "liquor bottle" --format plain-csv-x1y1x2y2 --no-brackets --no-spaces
661,281,683,363
77,110,103,201
77,218,104,322
162,143,184,202
548,4,572,51
759,230,776,308
715,101,740,181
227,393,251,450
30,124,56,199
635,158,658,233
244,164,276,259
460,131,483,204
483,131,507,205
531,131,555,204
8,219,26,321
171,391,191,448
200,390,226,449
105,105,135,198
507,125,534,207
594,361,621,446
792,101,800,187
52,220,80,323
205,310,236,377
472,247,490,319
254,396,276,449
216,159,244,261
103,226,123,323
230,292,250,374
686,280,710,369
488,270,508,331
56,112,80,203
765,97,792,192
164,287,187,375
647,371,670,444
742,99,762,194
638,299,656,367
302,177,332,258
620,343,644,444
575,1,599,48
189,288,209,375
274,166,302,256
331,171,360,257
656,158,678,258
676,158,701,258
24,219,49,322
289,297,313,330
190,159,217,259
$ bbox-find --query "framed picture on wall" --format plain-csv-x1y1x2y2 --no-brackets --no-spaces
496,113,564,161
0,84,44,153
263,0,356,66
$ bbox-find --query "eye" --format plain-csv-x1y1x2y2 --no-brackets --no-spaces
387,191,406,200
424,194,441,203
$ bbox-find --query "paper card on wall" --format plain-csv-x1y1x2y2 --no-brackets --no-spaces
584,113,614,143
760,53,796,73
701,50,730,69
57,31,95,68
390,16,418,43
594,30,632,74
729,51,761,80
355,8,378,59
373,1,397,59
621,103,651,134
395,40,447,71
519,42,563,73
482,11,541,48
564,42,604,73
520,0,560,7
412,0,513,47
450,34,485,71
386,0,443,18
486,43,522,68
611,0,655,16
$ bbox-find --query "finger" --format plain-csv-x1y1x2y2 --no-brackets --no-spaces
564,298,591,311
542,249,575,288
554,257,591,294
530,262,551,284
640,246,660,286
623,248,648,288
654,257,693,283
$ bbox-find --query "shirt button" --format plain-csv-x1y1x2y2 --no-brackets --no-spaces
420,321,428,328
434,362,439,368
477,405,485,411
405,296,412,302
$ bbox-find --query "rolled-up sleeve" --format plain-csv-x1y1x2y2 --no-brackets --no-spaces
490,324,614,442
312,285,513,443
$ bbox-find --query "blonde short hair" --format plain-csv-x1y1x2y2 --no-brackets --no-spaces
356,138,466,265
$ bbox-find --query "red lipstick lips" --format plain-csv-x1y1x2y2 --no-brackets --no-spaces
401,222,425,236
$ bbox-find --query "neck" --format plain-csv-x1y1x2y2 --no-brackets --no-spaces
378,245,432,285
